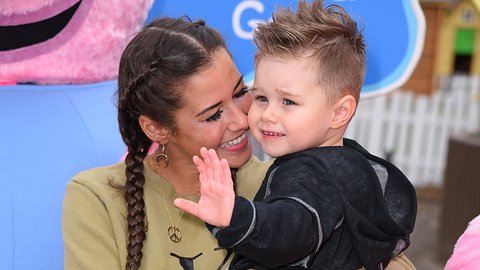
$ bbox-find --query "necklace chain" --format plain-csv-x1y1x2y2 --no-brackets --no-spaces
159,180,185,243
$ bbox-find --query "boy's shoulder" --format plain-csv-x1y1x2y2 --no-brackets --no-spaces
276,139,376,169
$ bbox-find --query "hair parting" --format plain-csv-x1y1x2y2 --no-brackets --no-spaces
115,17,228,270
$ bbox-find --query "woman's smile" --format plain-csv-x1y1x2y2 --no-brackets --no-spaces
220,132,249,151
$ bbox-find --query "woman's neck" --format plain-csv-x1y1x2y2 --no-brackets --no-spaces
146,155,200,196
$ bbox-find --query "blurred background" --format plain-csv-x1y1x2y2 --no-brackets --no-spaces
345,0,480,269
1,0,479,269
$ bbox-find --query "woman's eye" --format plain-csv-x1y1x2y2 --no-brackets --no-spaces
205,109,224,122
282,99,296,105
233,86,250,99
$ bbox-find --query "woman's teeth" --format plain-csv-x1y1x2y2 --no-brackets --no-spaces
220,133,246,148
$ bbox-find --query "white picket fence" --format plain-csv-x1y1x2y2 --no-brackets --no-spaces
346,77,480,187
253,76,480,187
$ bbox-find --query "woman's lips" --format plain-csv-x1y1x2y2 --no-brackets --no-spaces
220,132,249,151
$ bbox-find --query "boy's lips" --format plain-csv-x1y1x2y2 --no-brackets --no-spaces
262,131,285,137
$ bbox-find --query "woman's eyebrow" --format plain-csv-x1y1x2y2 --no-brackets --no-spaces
196,75,244,118
232,75,244,92
196,101,222,117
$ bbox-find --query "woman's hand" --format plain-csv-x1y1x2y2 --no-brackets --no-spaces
174,147,235,227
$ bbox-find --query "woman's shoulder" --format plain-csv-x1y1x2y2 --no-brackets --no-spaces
236,156,273,199
244,155,273,169
238,156,272,179
64,162,128,218
69,161,126,191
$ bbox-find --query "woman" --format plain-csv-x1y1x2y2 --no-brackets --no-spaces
62,16,268,270
62,17,415,270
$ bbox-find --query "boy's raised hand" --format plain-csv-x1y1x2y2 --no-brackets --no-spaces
174,147,235,227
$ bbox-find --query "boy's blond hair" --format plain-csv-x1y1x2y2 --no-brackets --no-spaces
253,0,366,104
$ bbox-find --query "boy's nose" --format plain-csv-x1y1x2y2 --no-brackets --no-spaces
261,105,277,123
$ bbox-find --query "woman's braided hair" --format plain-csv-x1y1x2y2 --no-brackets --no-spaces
115,17,227,270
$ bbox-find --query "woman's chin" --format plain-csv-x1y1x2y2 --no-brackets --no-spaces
219,141,252,168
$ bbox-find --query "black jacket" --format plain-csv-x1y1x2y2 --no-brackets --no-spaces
209,138,416,270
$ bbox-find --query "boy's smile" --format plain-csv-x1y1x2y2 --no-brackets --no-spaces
248,55,341,157
259,130,286,140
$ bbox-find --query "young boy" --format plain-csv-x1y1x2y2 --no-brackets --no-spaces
175,1,417,269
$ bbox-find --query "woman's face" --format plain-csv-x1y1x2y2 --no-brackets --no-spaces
168,49,253,168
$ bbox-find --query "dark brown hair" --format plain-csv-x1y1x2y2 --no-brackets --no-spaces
254,0,366,103
115,17,227,270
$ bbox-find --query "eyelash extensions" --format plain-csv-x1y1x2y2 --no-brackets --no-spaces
205,85,249,122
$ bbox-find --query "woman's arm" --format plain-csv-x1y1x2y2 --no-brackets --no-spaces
62,180,122,269
385,253,416,270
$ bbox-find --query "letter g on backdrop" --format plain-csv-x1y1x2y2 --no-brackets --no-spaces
148,0,425,97
0,1,424,269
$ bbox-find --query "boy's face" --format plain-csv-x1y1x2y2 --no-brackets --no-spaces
249,56,338,157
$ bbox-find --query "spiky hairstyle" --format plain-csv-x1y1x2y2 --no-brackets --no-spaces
254,0,366,103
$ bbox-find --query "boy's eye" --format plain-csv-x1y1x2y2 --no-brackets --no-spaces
282,99,296,105
234,86,250,99
255,95,268,102
205,109,224,122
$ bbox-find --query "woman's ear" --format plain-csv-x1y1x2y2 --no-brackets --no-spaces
331,95,357,129
138,115,171,144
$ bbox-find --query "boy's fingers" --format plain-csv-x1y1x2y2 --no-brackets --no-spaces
174,198,199,218
193,155,209,189
208,149,222,182
202,148,213,181
220,159,232,186
193,155,206,174
200,147,209,161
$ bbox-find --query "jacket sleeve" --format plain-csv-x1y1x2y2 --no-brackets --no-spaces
210,158,344,268
62,180,122,270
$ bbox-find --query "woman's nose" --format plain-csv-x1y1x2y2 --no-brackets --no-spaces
229,105,249,131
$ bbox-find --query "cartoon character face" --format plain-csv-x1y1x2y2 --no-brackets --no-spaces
0,0,153,84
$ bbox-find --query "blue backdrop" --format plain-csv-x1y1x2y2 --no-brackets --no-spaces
146,0,425,97
0,1,425,269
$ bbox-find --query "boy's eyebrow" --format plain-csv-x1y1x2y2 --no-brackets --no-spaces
277,88,300,97
196,75,244,118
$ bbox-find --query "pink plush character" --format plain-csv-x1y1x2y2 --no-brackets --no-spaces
0,0,153,84
444,214,480,270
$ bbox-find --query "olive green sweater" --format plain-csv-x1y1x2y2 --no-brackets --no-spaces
62,156,270,270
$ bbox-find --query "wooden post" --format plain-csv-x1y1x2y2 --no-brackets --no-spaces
439,132,480,262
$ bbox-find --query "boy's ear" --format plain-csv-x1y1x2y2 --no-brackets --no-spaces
138,115,171,144
331,95,357,129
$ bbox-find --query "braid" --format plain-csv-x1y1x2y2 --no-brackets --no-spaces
115,16,228,270
126,59,160,93
124,149,148,270
119,98,151,270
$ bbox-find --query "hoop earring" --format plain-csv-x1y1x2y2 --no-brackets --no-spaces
155,144,169,168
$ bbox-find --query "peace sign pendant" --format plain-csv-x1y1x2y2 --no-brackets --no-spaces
168,226,182,243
